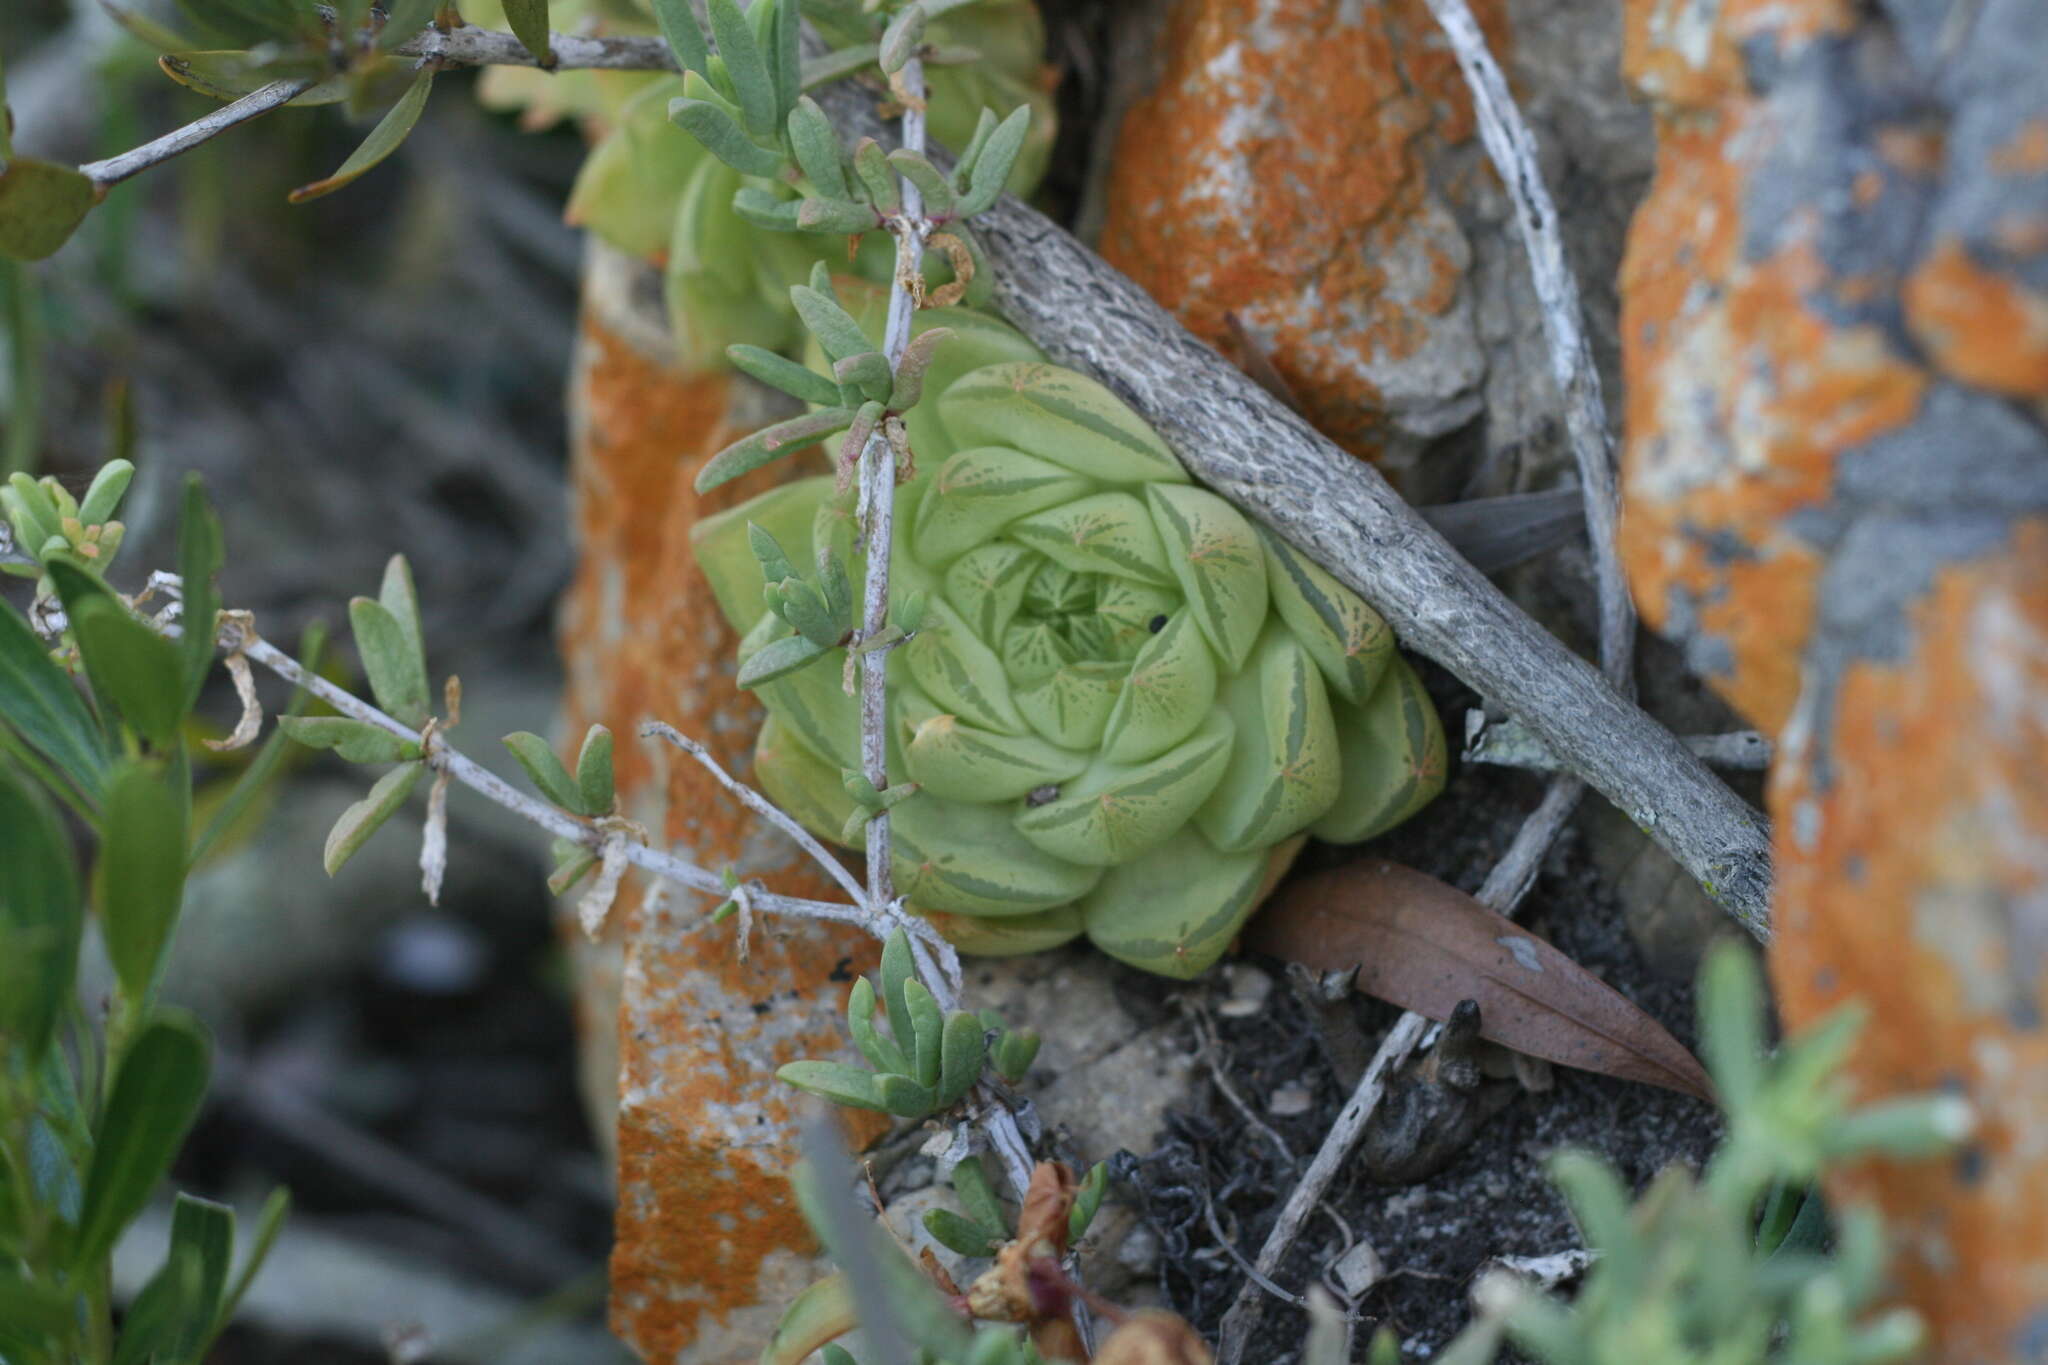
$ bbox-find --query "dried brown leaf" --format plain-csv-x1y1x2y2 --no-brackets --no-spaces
1246,859,1713,1101
1093,1310,1216,1365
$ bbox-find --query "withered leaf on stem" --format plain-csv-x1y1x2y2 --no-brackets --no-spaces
1246,859,1714,1101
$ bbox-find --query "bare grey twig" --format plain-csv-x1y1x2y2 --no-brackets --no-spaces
1419,0,1634,693
79,79,314,186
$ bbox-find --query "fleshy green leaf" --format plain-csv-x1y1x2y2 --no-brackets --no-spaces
878,3,925,74
876,1072,937,1118
847,976,913,1075
696,407,855,493
95,762,188,1002
922,1207,998,1257
1069,1162,1108,1242
669,95,785,177
736,631,833,690
322,761,424,876
575,724,615,816
880,928,918,1057
0,157,96,261
902,979,945,1088
73,1013,211,1269
886,149,954,217
934,1008,984,1108
778,1060,886,1111
648,0,710,75
112,1244,203,1365
707,0,776,136
957,104,1029,217
347,595,429,728
728,344,844,409
787,97,850,202
502,731,582,811
950,1157,1008,1238
79,459,135,526
797,196,880,234
286,71,433,203
850,138,901,214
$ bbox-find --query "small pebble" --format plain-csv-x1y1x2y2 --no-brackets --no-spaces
1217,963,1274,1017
1332,1240,1385,1297
1268,1084,1314,1116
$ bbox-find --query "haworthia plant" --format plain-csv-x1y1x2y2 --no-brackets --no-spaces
691,306,1447,978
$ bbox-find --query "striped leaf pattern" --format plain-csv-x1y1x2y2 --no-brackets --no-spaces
690,307,1446,976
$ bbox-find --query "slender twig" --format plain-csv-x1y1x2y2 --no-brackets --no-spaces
78,79,314,187
1421,0,1634,695
640,721,871,912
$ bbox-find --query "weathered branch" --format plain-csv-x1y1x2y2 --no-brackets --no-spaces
810,115,1777,937
79,78,314,186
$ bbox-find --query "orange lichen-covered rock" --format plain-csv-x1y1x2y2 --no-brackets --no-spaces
1095,0,1506,496
557,245,879,1362
1619,0,2048,1353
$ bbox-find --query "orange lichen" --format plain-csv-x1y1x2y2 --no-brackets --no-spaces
558,311,883,1360
1770,522,2048,1360
1623,0,2048,1351
1904,237,2048,398
1096,0,1505,476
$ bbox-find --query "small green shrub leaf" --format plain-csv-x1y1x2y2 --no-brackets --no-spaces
96,761,188,1001
575,724,615,816
934,1009,984,1108
728,343,843,409
287,71,433,203
50,558,184,748
0,158,96,261
846,977,912,1075
959,105,1030,217
0,765,83,1060
502,732,582,812
322,761,424,876
347,596,429,728
648,0,709,75
922,1207,998,1257
669,96,784,177
875,1072,936,1118
278,715,419,764
778,1061,885,1111
502,0,553,67
696,407,855,493
165,1192,235,1360
736,632,832,690
73,1013,211,1269
1069,1161,1108,1242
706,0,775,136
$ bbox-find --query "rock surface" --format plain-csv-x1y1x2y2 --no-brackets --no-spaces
1090,0,1652,505
1616,0,2048,1353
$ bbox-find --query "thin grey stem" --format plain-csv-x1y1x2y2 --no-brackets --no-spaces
640,721,871,911
1421,0,1634,694
79,79,314,187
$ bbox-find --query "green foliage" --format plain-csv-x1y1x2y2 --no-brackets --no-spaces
777,929,1038,1120
0,471,288,1363
1441,941,1967,1365
692,304,1448,978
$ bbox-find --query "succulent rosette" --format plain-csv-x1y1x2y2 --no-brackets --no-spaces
692,307,1446,979
471,0,1056,366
